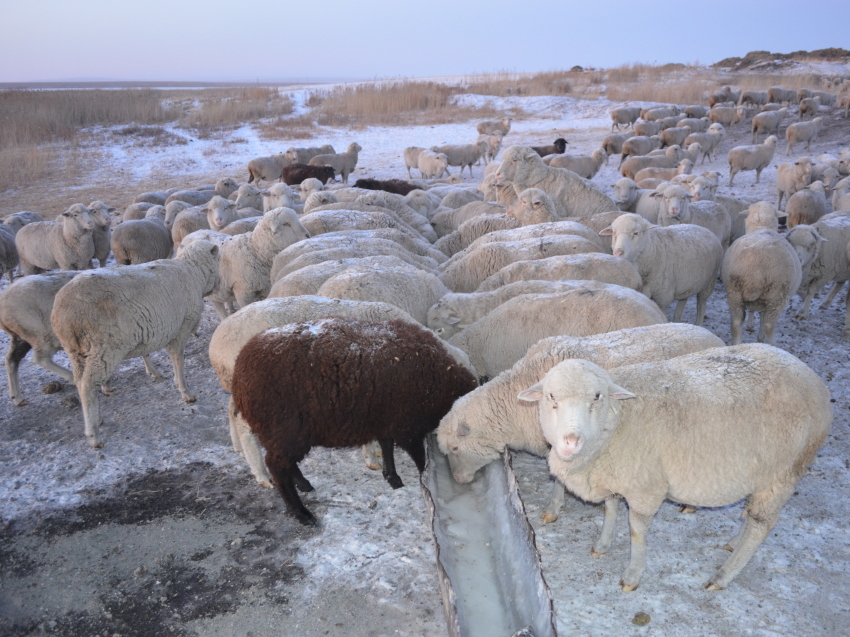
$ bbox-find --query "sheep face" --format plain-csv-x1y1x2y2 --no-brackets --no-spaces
688,178,713,202
207,196,236,230
506,188,550,224
518,360,634,463
437,410,502,484
652,185,691,221
786,225,825,271
611,178,638,207
600,213,651,262
495,147,540,185
87,201,114,229
61,204,94,232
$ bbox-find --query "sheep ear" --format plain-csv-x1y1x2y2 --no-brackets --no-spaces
445,315,461,325
210,245,219,255
517,383,544,402
599,226,613,236
818,235,828,243
608,382,635,400
108,207,116,213
523,152,537,161
456,422,472,437
649,191,662,198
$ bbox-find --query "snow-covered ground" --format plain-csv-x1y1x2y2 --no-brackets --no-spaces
2,79,850,636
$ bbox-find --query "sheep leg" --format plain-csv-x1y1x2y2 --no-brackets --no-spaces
620,499,662,592
399,436,426,473
694,284,714,327
542,482,566,524
746,308,755,331
141,354,163,380
211,302,229,321
755,167,763,184
758,306,784,345
794,286,816,320
819,281,845,309
72,352,115,448
672,298,688,323
378,438,403,489
291,464,314,492
362,441,382,470
228,397,273,487
265,455,317,526
32,349,74,383
591,496,621,556
5,336,32,407
706,484,792,590
164,342,195,402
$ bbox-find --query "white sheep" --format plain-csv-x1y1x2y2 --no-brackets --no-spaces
403,146,425,178
620,146,683,180
433,213,517,257
633,158,694,184
123,202,156,222
302,191,337,214
659,126,691,149
0,227,18,283
721,226,802,344
447,282,667,380
750,108,788,143
438,235,602,293
15,204,95,275
86,201,114,268
111,206,173,265
744,201,781,234
684,123,726,164
708,105,744,130
676,117,710,133
768,86,799,104
505,188,560,225
610,107,641,132
475,252,641,293
165,178,239,206
799,96,821,121
431,201,506,238
308,142,362,184
791,216,850,320
163,200,192,232
785,118,823,155
739,90,768,106
417,150,450,179
269,255,418,298
548,148,608,179
520,345,831,591
437,323,724,522
633,121,663,137
403,188,443,218
683,105,708,118
476,131,504,163
458,219,605,255
619,135,662,166
601,132,635,157
652,184,732,249
727,135,778,186
601,213,723,324
811,164,840,192
170,207,211,246
495,146,617,219
284,144,336,166
477,118,512,136
643,106,679,122
611,178,663,222
204,195,259,232
786,182,828,228
247,152,291,183
776,157,814,210
431,141,490,177
51,240,221,447
299,177,325,202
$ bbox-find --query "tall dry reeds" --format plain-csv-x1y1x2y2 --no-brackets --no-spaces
180,87,294,131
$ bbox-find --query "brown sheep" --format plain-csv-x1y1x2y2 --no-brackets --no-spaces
231,317,478,526
531,138,568,157
280,163,335,186
353,178,422,196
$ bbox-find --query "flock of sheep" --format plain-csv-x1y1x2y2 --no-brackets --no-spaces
0,79,847,594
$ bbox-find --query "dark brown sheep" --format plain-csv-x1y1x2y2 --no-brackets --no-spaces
280,163,336,186
231,317,477,526
353,178,422,196
530,137,568,157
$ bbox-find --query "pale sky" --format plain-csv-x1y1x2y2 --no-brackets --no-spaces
3,0,849,82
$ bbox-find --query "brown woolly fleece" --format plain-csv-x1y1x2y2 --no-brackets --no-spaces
231,317,477,525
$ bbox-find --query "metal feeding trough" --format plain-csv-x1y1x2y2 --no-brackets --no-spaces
420,434,557,637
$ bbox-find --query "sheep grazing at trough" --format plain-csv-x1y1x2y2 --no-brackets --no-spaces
457,220,604,255
51,240,221,447
165,178,239,207
430,141,490,177
727,135,778,186
548,149,608,180
721,222,803,344
785,118,823,155
247,152,291,183
530,138,568,157
15,204,95,275
417,150,450,179
522,345,831,591
446,282,667,380
610,107,641,132
437,323,724,522
790,217,850,321
786,182,829,228
495,146,617,219
652,184,732,249
438,235,602,293
308,142,362,184
477,117,512,136
751,108,788,143
353,178,421,196
475,252,641,294
86,201,114,268
0,271,80,406
111,206,173,265
601,213,723,324
230,317,477,525
601,132,634,157
619,135,662,166
280,163,335,186
776,157,814,210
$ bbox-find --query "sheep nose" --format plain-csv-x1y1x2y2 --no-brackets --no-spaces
614,249,624,257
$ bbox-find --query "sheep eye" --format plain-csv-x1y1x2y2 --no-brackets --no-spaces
548,393,555,400
451,446,458,452
436,327,443,334
594,393,601,400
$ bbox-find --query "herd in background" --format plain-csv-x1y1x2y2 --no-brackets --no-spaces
1,77,847,593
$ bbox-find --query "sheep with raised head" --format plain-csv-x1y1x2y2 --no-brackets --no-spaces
51,240,220,447
610,107,641,132
503,188,560,225
790,217,850,320
86,201,113,268
15,204,95,275
261,183,299,213
811,164,840,193
205,195,258,232
721,224,802,344
653,184,732,249
776,157,814,210
231,317,477,524
447,282,667,380
611,178,663,222
727,136,778,186
437,323,724,522
496,146,617,219
785,118,823,155
786,182,828,228
283,145,336,166
548,148,608,180
3,212,44,237
477,173,518,206
601,213,722,324
477,118,512,136
477,131,504,163
520,345,831,590
308,142,362,184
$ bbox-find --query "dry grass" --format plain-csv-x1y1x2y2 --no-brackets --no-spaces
180,87,294,132
256,114,317,141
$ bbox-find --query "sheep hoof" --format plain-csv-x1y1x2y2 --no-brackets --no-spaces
722,543,734,552
183,395,197,403
620,581,639,592
385,474,404,489
365,463,382,471
705,581,724,591
101,388,115,397
13,398,27,407
87,437,103,449
294,510,318,527
679,505,697,514
794,313,807,321
258,481,272,489
295,478,314,493
541,512,559,524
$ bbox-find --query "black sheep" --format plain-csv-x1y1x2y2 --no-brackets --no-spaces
530,137,568,157
280,163,336,186
353,178,422,196
231,317,477,526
